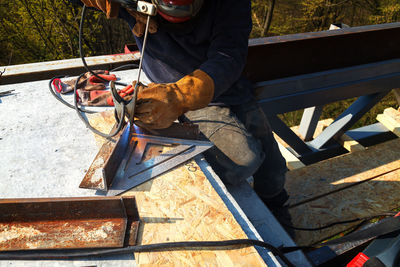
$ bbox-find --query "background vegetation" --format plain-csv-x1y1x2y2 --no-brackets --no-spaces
1,0,399,126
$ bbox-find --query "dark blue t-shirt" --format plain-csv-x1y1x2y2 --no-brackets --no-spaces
72,0,253,105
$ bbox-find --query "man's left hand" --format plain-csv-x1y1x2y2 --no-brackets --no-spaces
135,69,215,129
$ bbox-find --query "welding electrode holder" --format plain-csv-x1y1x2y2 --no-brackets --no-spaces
110,80,142,126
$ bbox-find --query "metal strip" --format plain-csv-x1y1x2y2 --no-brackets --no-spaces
107,143,213,196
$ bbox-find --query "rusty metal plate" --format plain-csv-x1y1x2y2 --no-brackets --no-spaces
0,196,139,251
80,125,124,190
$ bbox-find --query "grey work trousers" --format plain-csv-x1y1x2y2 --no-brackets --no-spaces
183,99,287,199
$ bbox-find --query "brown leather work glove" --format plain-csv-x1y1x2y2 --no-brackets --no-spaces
81,0,120,18
135,69,214,129
126,9,158,37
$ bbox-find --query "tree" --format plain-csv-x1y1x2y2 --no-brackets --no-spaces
0,0,134,65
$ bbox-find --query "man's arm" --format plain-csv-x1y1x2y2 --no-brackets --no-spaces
200,0,252,99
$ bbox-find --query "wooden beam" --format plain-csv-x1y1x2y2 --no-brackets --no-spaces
337,134,365,152
276,141,305,170
377,107,400,137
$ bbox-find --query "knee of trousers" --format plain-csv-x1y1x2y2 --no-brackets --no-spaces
204,125,266,186
185,106,265,185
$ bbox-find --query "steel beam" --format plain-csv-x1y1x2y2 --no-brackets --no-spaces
309,91,390,149
258,73,399,115
245,22,400,82
299,106,324,141
255,59,400,101
266,114,314,155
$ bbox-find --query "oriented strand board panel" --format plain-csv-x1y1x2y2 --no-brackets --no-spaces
285,138,400,207
289,167,400,246
88,112,267,266
123,160,266,266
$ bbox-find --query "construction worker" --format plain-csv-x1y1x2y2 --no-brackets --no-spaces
72,0,289,215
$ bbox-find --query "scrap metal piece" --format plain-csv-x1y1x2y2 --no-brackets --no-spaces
106,140,213,196
105,129,213,196
0,196,139,251
80,122,204,191
79,124,126,190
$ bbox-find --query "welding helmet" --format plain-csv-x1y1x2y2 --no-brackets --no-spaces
154,0,204,23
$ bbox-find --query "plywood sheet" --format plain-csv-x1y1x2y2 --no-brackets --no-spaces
124,160,266,266
285,138,400,207
88,112,267,266
290,167,400,246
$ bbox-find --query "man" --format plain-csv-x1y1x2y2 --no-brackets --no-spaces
73,0,288,212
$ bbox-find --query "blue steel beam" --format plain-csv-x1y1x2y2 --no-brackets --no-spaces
299,106,324,141
309,91,390,149
257,70,400,115
266,114,314,155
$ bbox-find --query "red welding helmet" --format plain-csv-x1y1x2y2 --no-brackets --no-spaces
154,0,204,23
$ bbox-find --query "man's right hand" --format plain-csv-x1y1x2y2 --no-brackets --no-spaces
81,0,120,18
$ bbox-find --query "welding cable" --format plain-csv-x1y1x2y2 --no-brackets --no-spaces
281,212,397,231
48,76,97,114
48,60,139,113
0,239,295,266
79,5,128,87
49,4,142,138
73,72,126,138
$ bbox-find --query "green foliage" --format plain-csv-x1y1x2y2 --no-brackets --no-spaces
251,0,399,36
0,0,134,65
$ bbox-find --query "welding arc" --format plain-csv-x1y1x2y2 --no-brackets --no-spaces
0,239,295,267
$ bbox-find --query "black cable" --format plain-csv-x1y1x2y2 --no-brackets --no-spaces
0,239,295,266
49,5,142,137
111,64,140,72
281,212,396,231
79,5,128,87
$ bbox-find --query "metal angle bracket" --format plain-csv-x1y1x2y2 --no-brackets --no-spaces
80,123,213,196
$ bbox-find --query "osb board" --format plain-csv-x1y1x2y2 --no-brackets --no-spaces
87,112,267,266
289,167,400,246
285,138,400,207
87,110,117,147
